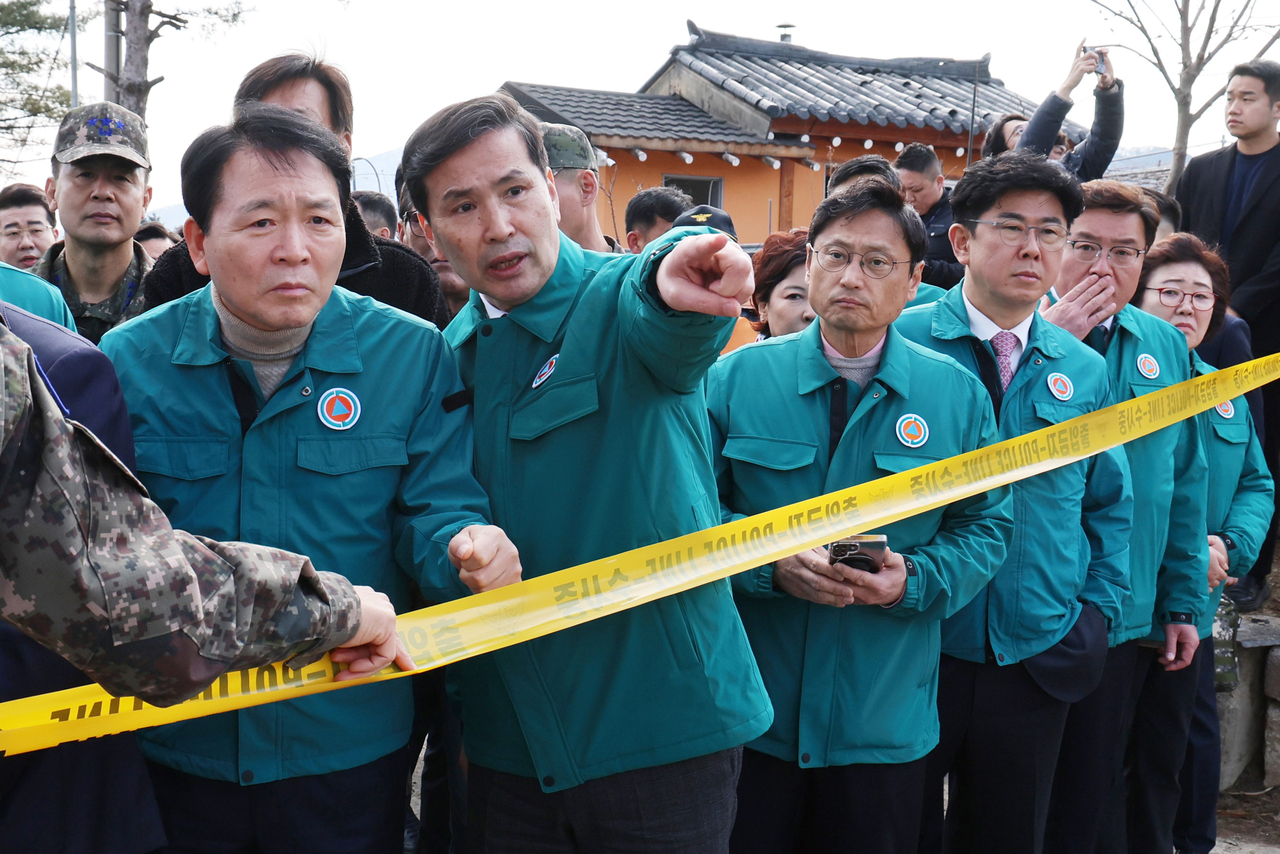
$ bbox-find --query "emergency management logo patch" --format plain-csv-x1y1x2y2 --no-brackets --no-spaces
896,414,929,449
532,354,559,389
1136,354,1160,379
1217,400,1235,419
1047,373,1074,401
317,388,361,431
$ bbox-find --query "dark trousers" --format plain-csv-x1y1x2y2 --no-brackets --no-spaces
407,666,467,854
1114,644,1203,854
1044,640,1141,854
1174,639,1220,854
148,746,411,854
729,747,925,854
466,748,741,854
1247,304,1280,583
919,655,1071,854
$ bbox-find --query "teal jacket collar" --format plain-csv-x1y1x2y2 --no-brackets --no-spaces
1112,304,1148,342
795,320,913,398
170,284,364,375
929,280,1066,360
449,233,585,346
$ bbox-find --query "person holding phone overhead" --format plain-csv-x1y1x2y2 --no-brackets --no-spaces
1014,41,1125,182
707,177,1012,854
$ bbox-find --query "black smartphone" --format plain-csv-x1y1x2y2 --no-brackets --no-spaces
1088,47,1108,77
828,535,887,574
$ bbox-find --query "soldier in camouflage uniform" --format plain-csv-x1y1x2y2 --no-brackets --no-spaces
33,102,154,344
541,122,628,254
0,320,409,707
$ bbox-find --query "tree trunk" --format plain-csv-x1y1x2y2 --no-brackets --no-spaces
1164,95,1196,195
116,0,156,118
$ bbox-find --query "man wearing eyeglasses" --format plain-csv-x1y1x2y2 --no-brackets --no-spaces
1041,180,1209,854
395,176,470,322
0,184,58,271
708,177,1012,854
893,153,1133,854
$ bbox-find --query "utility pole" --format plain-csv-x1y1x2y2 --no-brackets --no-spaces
69,0,79,107
103,0,122,103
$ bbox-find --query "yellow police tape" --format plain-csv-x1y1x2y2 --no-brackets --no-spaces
2,353,1279,755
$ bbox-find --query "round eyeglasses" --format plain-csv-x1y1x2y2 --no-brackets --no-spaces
808,244,912,279
1066,240,1146,267
1155,287,1217,312
967,219,1068,250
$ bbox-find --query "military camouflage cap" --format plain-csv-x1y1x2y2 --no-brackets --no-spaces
54,101,150,169
541,123,597,171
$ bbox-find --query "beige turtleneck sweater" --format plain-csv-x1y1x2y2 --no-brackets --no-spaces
211,286,313,399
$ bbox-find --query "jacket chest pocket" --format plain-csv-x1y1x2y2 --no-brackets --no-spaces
296,435,409,475
135,437,230,481
509,375,599,441
1032,399,1088,427
1212,420,1251,445
721,435,818,471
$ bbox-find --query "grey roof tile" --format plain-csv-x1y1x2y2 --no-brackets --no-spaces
648,22,1087,141
502,82,772,145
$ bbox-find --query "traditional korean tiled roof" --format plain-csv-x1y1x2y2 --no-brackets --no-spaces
502,82,774,145
642,21,1087,141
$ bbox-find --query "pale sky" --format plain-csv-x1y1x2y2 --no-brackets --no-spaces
3,0,1271,211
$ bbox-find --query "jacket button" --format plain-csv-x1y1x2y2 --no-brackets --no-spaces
873,392,880,398
481,325,494,337
301,386,312,397
997,654,1005,663
801,753,811,763
241,770,254,783
1034,359,1042,365
542,776,555,787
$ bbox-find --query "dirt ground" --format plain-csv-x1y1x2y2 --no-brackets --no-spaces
1215,571,1280,850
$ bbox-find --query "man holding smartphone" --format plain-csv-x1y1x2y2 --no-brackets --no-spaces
707,177,1012,854
895,152,1133,854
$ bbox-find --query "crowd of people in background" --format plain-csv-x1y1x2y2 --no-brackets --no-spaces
0,39,1279,854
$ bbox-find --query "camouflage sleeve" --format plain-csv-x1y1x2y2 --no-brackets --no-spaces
0,325,361,706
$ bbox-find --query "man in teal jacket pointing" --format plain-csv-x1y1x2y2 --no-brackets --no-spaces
402,93,772,853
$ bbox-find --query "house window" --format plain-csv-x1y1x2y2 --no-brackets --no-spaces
664,175,723,208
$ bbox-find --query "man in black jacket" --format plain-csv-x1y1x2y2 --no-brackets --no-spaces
143,54,450,328
894,143,963,287
1177,58,1280,612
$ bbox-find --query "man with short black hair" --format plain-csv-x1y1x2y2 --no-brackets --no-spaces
711,177,1012,854
0,183,57,270
896,152,1132,854
893,143,963,288
352,189,397,240
827,154,900,197
101,103,514,854
624,185,692,253
143,53,450,329
1178,58,1280,614
403,92,770,853
542,123,622,253
135,220,178,260
34,102,153,344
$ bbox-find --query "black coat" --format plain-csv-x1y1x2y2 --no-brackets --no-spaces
144,201,451,328
921,188,963,288
1177,143,1280,344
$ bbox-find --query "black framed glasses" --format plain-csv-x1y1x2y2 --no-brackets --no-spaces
967,219,1068,250
402,212,426,238
808,244,912,279
1155,287,1217,311
1066,240,1146,267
